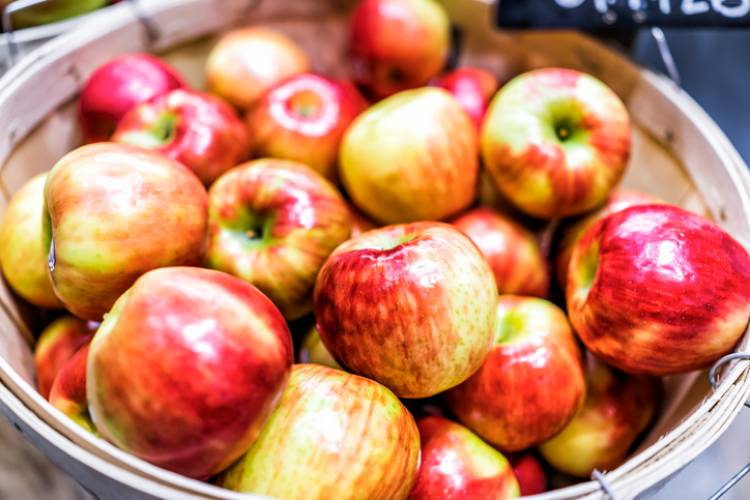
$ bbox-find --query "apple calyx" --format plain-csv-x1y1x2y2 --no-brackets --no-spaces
287,89,325,119
222,208,277,250
119,111,180,149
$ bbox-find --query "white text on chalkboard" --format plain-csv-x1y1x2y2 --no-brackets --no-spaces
553,0,750,18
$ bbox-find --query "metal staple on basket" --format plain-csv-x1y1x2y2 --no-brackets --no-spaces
591,469,617,499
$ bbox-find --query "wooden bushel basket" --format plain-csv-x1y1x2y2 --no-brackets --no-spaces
0,0,748,498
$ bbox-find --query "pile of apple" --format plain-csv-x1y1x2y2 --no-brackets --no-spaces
3,0,750,497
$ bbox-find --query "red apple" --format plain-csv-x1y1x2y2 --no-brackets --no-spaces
434,67,499,129
43,143,208,321
509,453,547,496
0,174,62,309
539,353,660,477
87,267,293,479
349,0,451,99
49,343,95,433
206,159,351,320
408,416,520,500
481,68,631,219
298,325,342,370
218,364,420,499
112,89,250,185
451,207,549,297
314,222,497,398
79,53,186,142
555,189,663,289
206,27,310,110
446,295,585,451
34,316,95,399
340,87,478,224
248,73,367,180
567,204,750,375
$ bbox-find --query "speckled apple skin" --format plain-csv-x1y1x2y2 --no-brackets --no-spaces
314,222,497,398
218,364,420,500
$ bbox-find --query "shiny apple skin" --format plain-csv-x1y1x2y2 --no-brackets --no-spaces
248,73,367,180
539,353,660,477
34,316,95,399
88,267,293,479
113,89,250,185
43,143,208,321
218,364,420,499
206,159,351,320
0,174,62,309
49,343,95,433
434,68,499,130
508,453,547,496
408,416,520,500
447,295,585,451
481,68,631,219
349,0,450,99
314,222,497,398
340,87,478,224
298,325,342,370
452,207,549,297
79,53,186,143
206,27,310,110
555,189,662,290
567,204,750,375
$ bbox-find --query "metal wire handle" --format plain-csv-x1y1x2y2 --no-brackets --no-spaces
592,469,617,499
1,0,49,66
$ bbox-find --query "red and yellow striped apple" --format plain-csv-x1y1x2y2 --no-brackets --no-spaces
34,316,95,399
447,295,585,451
79,54,186,142
567,204,750,375
247,73,367,180
49,343,95,433
509,453,547,496
205,159,351,320
539,354,660,477
44,143,208,321
408,416,520,500
206,27,309,110
349,0,450,99
452,207,549,297
218,364,420,499
314,222,497,398
482,68,631,219
340,88,478,224
113,89,250,185
87,267,293,479
434,67,499,130
0,174,62,309
555,188,663,289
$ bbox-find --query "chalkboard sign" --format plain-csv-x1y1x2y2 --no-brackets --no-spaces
497,0,750,29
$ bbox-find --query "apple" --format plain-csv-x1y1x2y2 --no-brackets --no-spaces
340,87,478,224
247,73,367,180
349,0,450,99
0,174,62,309
218,363,420,498
434,67,499,130
446,295,585,451
408,415,520,500
88,267,293,479
79,53,186,143
34,316,95,399
567,204,750,375
206,159,351,320
539,353,660,477
49,343,95,433
555,189,662,290
451,207,549,297
509,453,547,496
313,222,497,398
481,68,631,219
206,27,310,110
298,325,341,370
44,143,208,321
112,89,250,186
0,0,107,29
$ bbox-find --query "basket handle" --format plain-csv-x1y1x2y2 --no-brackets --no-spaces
1,0,49,66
